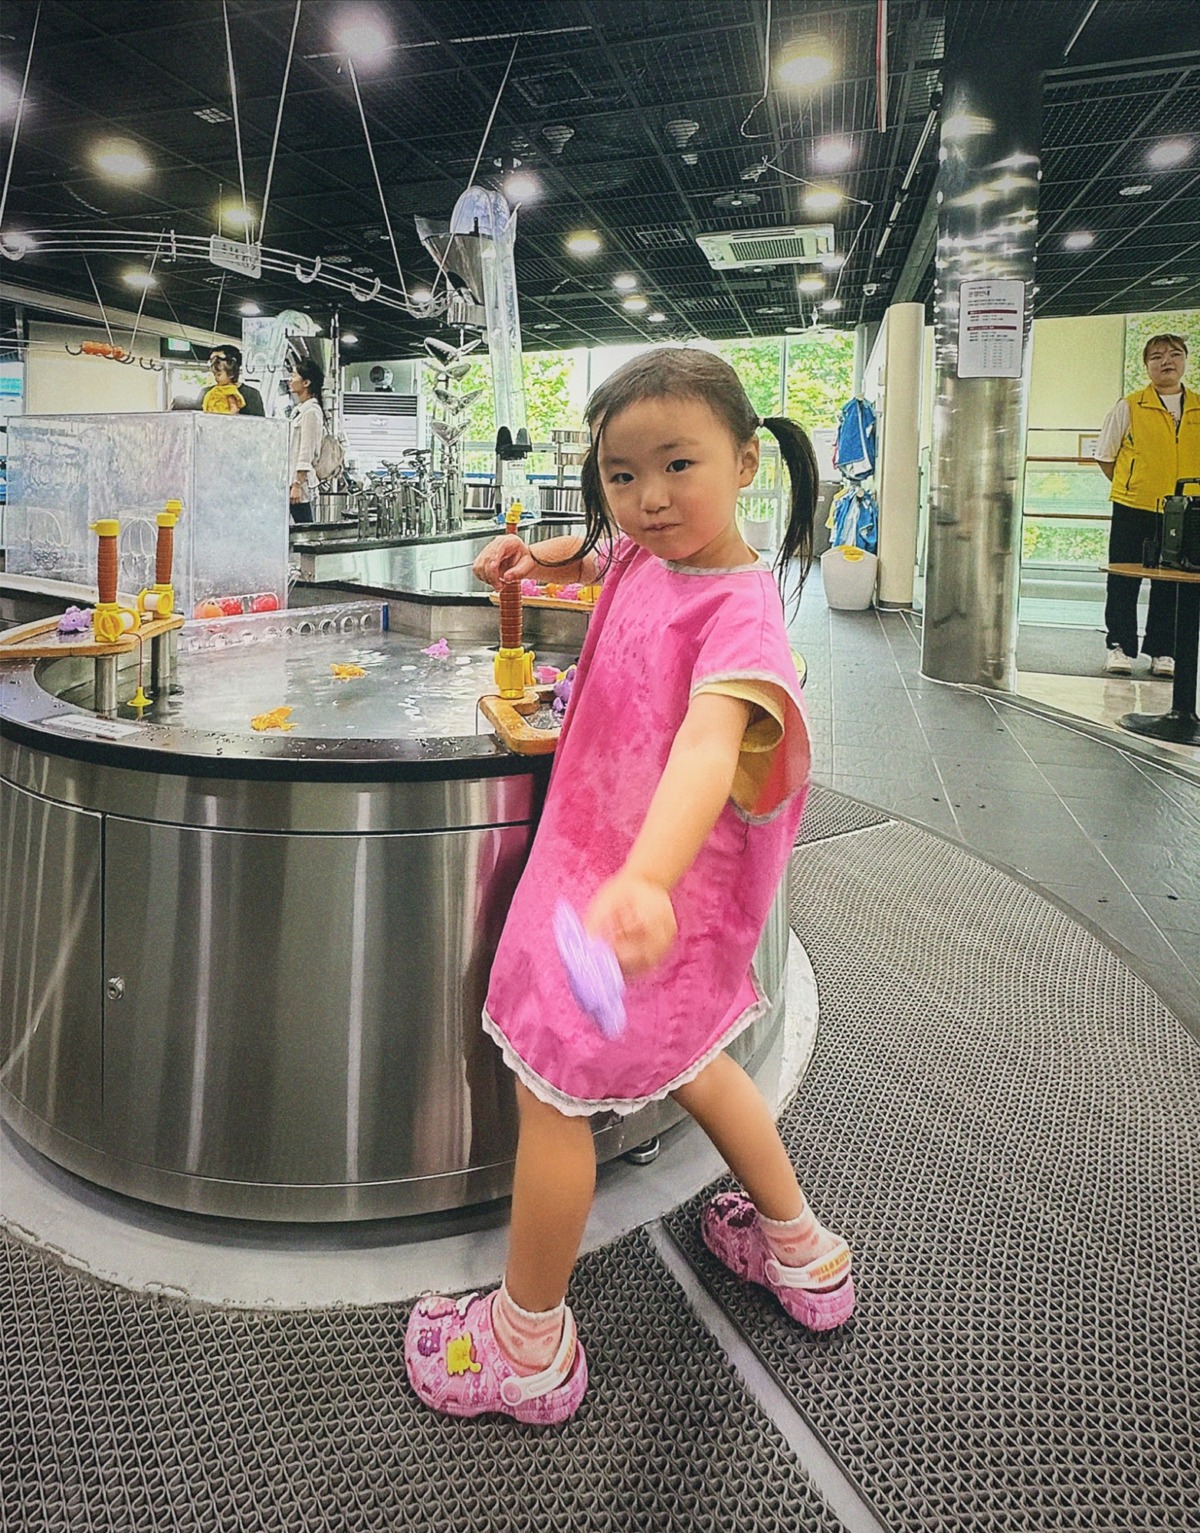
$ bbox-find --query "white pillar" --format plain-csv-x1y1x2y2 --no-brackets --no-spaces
876,302,925,608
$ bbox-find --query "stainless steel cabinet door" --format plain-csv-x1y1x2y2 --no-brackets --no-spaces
101,816,530,1187
0,778,103,1142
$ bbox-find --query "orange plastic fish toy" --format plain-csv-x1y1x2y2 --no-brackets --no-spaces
250,706,296,732
330,663,366,680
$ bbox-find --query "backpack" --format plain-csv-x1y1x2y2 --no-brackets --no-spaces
313,429,344,482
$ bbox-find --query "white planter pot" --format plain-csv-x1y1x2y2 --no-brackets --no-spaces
741,517,773,551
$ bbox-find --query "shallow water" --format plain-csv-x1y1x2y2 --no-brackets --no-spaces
115,632,506,739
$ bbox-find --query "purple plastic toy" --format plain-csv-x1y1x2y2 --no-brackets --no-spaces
553,899,626,1040
56,606,93,635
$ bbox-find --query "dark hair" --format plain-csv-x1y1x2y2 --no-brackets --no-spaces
292,356,325,408
575,347,817,596
1143,333,1188,364
209,344,242,377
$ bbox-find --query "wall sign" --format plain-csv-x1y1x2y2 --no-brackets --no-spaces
957,278,1025,379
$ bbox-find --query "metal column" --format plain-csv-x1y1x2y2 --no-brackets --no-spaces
922,38,1045,687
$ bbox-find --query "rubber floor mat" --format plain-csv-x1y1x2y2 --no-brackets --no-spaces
669,820,1200,1533
796,785,891,844
0,1225,847,1533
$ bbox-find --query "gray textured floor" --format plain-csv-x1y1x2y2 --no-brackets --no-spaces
669,817,1199,1532
791,574,1200,1032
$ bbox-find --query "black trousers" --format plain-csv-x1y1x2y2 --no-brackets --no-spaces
1104,501,1176,658
290,501,314,524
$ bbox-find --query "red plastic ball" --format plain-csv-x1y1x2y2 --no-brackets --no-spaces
249,592,280,613
218,596,244,616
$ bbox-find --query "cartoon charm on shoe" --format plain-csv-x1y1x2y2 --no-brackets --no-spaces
701,1190,856,1331
404,1289,588,1425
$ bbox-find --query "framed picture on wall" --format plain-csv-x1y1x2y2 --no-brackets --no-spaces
1077,434,1100,461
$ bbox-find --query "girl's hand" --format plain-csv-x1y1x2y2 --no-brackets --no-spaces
585,872,677,978
289,481,305,504
472,534,538,588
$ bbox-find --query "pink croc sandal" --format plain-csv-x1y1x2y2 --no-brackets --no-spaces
404,1289,588,1426
701,1191,856,1331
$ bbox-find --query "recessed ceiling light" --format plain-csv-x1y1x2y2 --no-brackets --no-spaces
714,191,760,209
410,286,432,303
813,137,854,170
92,140,150,180
612,273,639,292
1146,138,1192,170
1119,183,1152,197
123,270,156,289
802,187,843,213
622,295,649,312
784,325,806,333
755,305,786,315
798,276,824,293
504,172,540,202
531,322,560,330
193,106,232,124
1063,230,1094,250
341,332,359,345
1150,275,1188,286
820,252,846,271
776,37,835,89
334,13,392,62
648,311,667,323
220,203,255,230
820,296,843,312
239,301,260,316
566,231,602,255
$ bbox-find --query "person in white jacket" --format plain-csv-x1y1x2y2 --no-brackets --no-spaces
288,358,325,523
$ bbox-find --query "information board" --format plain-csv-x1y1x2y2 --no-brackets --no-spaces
957,278,1025,379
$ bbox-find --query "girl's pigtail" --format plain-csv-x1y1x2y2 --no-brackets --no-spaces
760,415,818,596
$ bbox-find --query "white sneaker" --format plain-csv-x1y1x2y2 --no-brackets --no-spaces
1104,646,1133,675
1150,655,1175,678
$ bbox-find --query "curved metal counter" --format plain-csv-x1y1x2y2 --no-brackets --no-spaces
0,606,789,1221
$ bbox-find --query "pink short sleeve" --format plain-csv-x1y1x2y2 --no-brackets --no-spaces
689,574,811,820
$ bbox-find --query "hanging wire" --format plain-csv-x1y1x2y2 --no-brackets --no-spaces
463,37,520,193
211,272,228,337
222,0,252,238
126,232,167,354
346,55,409,299
259,0,302,245
0,1,41,232
739,0,774,140
81,255,117,348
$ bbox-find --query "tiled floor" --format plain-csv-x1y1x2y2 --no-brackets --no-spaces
790,573,1200,1033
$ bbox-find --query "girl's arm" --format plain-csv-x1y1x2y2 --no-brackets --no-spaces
472,533,602,588
586,691,753,976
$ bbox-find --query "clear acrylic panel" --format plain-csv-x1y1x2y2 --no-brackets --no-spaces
6,412,288,613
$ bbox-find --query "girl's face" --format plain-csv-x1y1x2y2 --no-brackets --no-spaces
289,369,309,399
595,395,759,568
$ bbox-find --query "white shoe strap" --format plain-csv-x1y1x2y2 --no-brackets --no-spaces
498,1306,578,1406
764,1241,851,1291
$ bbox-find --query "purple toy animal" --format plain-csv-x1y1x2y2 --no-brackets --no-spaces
552,664,577,719
56,606,93,635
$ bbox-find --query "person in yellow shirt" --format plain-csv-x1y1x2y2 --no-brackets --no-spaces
1095,334,1200,677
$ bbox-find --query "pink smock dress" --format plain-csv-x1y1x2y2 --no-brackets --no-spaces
482,540,811,1116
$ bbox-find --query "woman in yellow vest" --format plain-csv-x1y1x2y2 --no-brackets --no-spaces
1095,334,1200,676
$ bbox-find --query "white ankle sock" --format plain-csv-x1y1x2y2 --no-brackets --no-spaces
758,1201,841,1274
492,1282,565,1376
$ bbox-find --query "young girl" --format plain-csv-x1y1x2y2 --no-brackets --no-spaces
405,348,853,1426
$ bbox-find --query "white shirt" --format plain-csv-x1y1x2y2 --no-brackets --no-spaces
1095,389,1185,462
288,396,324,492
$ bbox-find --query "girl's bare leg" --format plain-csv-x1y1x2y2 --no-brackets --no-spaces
504,1081,597,1313
671,1051,803,1221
